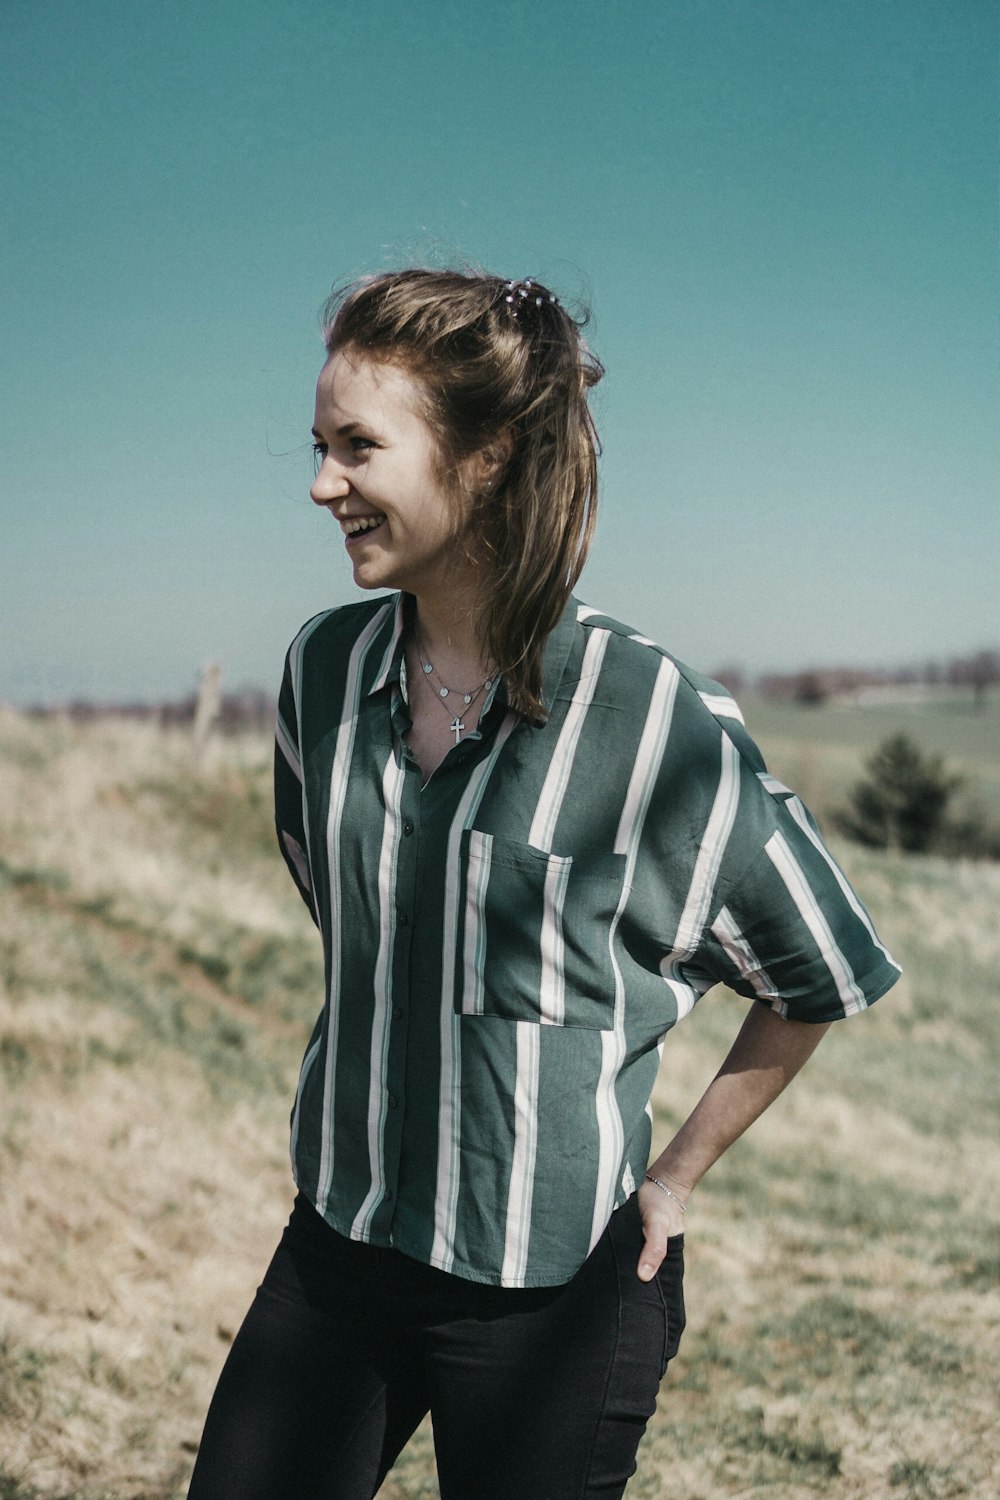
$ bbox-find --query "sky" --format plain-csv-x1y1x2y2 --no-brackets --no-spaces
2,0,996,704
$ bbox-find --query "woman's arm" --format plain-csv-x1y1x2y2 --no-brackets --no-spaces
636,1003,832,1280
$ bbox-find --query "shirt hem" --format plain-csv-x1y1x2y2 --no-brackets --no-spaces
290,1184,587,1288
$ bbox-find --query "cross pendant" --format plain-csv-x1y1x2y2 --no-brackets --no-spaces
450,716,465,744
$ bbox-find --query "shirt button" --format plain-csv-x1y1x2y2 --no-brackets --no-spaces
388,1094,398,1109
393,1006,404,1020
403,820,414,836
398,911,409,927
384,1188,394,1202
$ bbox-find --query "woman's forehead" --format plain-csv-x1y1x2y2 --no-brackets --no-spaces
315,349,428,431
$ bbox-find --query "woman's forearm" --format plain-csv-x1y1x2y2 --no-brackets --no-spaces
636,1004,831,1280
653,1003,831,1191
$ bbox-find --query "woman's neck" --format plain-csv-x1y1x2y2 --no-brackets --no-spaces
409,592,492,682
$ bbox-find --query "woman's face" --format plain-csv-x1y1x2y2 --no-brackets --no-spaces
310,349,474,603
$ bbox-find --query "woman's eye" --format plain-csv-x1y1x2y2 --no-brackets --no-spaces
311,436,374,472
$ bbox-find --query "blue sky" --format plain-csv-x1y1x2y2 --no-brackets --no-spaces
2,0,996,703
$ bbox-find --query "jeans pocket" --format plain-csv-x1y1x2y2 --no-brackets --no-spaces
656,1234,686,1373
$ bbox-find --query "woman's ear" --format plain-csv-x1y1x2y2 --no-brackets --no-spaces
476,431,514,491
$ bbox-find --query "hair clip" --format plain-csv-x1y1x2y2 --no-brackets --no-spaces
503,278,559,311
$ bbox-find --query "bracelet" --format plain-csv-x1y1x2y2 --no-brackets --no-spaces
644,1173,687,1213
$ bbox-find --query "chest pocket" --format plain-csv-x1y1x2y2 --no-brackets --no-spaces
456,830,630,1030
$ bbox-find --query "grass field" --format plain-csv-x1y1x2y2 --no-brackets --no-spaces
740,689,1000,833
0,704,997,1499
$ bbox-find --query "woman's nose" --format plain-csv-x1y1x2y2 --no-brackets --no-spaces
310,457,351,507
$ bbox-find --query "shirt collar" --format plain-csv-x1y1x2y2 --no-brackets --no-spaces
366,593,408,697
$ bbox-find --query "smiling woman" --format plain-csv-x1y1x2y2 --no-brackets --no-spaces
185,268,901,1500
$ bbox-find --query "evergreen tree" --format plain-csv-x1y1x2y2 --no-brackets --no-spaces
834,733,960,853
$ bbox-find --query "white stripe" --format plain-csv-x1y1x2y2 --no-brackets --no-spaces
592,657,679,1247
614,659,680,856
783,796,901,972
699,691,745,724
528,630,610,851
351,745,407,1238
275,712,302,782
660,969,714,1022
765,829,868,1014
627,634,658,647
289,1033,322,1165
589,1031,623,1250
538,855,571,1025
672,735,741,957
758,772,793,797
501,1022,541,1284
280,831,312,895
710,904,786,1014
431,712,520,1273
316,601,396,1212
460,831,493,1016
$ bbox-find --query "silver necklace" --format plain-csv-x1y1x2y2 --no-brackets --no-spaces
414,627,495,744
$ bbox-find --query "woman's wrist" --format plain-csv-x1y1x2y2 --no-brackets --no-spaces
643,1174,688,1213
643,1160,694,1205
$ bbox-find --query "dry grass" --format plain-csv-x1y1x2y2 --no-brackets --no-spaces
0,708,997,1498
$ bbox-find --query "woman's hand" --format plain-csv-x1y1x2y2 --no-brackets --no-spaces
635,1174,688,1281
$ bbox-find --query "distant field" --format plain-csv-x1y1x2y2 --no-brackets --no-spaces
740,688,1000,829
0,709,997,1499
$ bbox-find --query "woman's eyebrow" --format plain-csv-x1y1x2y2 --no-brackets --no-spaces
311,419,365,440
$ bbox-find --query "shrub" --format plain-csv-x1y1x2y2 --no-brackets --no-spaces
833,733,959,854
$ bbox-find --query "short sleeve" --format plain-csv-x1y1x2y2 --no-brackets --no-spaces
274,649,318,925
700,773,901,1023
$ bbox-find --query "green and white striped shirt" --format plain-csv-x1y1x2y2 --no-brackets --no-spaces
275,593,900,1287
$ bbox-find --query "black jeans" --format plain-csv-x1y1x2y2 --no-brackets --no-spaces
187,1192,685,1500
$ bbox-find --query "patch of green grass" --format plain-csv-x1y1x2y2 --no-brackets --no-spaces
0,858,70,895
714,1404,842,1482
135,767,276,864
177,946,232,985
757,1295,969,1387
887,1457,954,1498
72,943,285,1099
933,1242,1000,1292
700,1141,958,1239
0,1337,52,1424
171,928,325,1014
0,1472,58,1500
0,1480,178,1500
0,1038,32,1083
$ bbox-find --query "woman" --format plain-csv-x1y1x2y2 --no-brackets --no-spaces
188,269,900,1499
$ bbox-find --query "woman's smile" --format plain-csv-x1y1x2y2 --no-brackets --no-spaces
340,512,386,539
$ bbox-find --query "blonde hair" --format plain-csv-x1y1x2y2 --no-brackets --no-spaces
321,268,603,723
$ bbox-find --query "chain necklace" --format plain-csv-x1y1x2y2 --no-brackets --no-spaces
414,626,495,744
